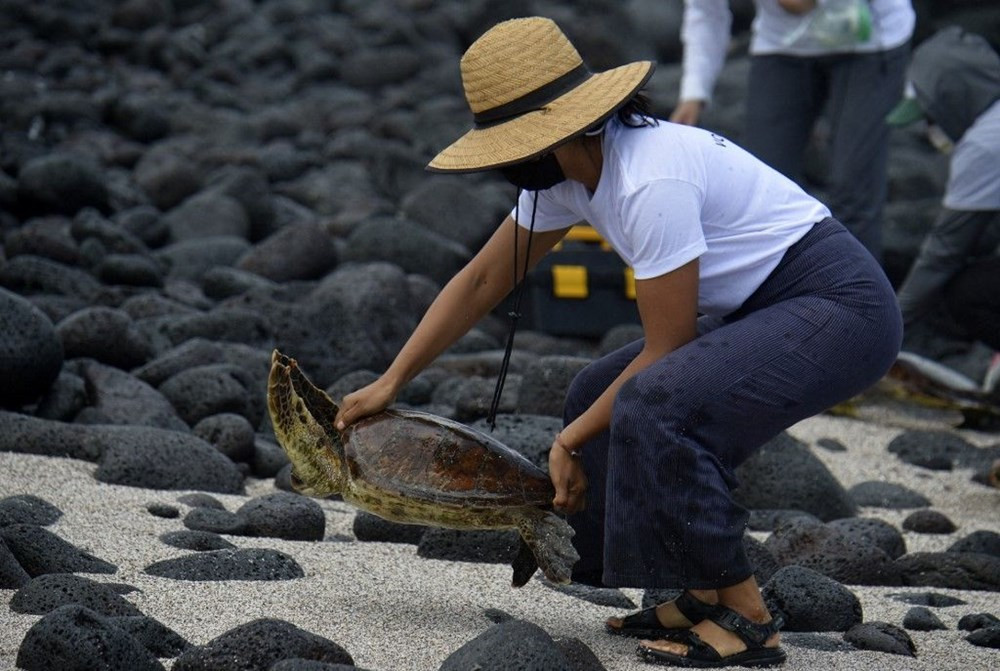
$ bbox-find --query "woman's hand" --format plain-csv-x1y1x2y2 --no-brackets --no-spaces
335,377,397,430
669,99,704,126
549,434,588,514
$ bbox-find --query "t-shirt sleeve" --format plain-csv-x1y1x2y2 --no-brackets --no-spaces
509,186,581,231
944,138,1000,210
621,178,707,280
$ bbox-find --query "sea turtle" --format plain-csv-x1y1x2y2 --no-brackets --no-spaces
266,350,579,586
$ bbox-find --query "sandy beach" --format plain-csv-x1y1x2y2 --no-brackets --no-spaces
2,412,998,671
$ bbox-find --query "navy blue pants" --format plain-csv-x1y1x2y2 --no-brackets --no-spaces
565,218,902,589
743,45,909,264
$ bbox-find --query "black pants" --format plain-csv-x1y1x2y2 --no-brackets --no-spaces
946,255,1000,351
565,218,902,589
743,44,910,264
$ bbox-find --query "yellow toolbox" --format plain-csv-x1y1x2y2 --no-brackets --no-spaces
521,225,639,337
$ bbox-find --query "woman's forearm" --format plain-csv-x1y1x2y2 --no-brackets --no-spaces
381,217,569,395
381,262,509,392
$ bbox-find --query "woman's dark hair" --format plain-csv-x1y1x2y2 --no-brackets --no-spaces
616,92,658,128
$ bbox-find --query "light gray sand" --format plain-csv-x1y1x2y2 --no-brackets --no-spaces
1,413,998,671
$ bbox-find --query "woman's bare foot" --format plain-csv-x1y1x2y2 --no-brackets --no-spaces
606,589,718,633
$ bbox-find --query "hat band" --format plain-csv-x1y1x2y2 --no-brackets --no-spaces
473,63,591,128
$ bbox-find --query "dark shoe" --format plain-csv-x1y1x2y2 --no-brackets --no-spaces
638,605,786,668
606,592,717,639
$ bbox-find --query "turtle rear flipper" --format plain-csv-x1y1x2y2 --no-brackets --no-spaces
516,512,579,587
510,538,538,587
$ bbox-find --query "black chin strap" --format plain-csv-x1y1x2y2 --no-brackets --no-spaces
487,189,538,431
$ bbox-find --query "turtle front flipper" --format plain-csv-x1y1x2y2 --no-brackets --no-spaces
268,349,347,498
516,512,579,586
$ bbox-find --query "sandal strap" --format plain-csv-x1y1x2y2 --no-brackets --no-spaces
620,605,662,630
674,591,716,624
671,629,723,663
709,606,785,648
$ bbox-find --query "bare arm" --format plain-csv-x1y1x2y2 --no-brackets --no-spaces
335,215,569,428
672,0,732,125
550,258,700,512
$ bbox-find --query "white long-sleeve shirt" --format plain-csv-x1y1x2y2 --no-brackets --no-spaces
680,0,916,102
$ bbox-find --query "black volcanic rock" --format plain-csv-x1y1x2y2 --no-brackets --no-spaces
0,255,102,301
0,494,63,527
236,220,338,282
10,574,142,616
163,191,250,243
16,152,110,216
888,429,999,472
848,481,931,509
342,216,470,287
0,537,30,589
34,369,89,420
516,355,592,418
764,518,901,585
144,548,304,581
748,509,822,532
158,362,266,426
902,606,947,631
827,516,907,560
732,432,857,522
17,605,164,671
888,591,966,608
146,502,180,519
108,614,192,658
172,618,353,671
967,626,1000,649
762,566,863,632
895,552,1000,591
183,507,248,535
193,413,256,463
439,618,576,671
959,613,1000,631
0,287,64,407
236,492,325,541
902,509,957,534
159,530,237,552
69,358,187,431
0,524,117,577
94,426,245,493
843,621,916,657
948,530,1000,557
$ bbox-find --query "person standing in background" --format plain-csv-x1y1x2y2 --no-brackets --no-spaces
672,0,915,264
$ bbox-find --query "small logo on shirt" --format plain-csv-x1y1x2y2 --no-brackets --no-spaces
710,133,728,148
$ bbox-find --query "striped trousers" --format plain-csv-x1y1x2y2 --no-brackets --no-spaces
565,217,902,589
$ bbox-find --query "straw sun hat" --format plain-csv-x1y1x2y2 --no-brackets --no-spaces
427,17,655,173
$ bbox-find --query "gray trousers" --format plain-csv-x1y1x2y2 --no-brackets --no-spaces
743,44,910,264
565,218,902,589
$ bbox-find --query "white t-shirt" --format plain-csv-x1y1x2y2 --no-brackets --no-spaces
680,0,916,102
945,100,1000,211
511,118,830,316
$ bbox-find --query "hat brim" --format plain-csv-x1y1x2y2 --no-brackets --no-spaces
427,61,656,173
886,97,924,127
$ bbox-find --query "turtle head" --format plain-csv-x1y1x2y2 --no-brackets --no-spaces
267,349,347,498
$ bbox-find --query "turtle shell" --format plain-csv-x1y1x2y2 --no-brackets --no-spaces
342,409,555,508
